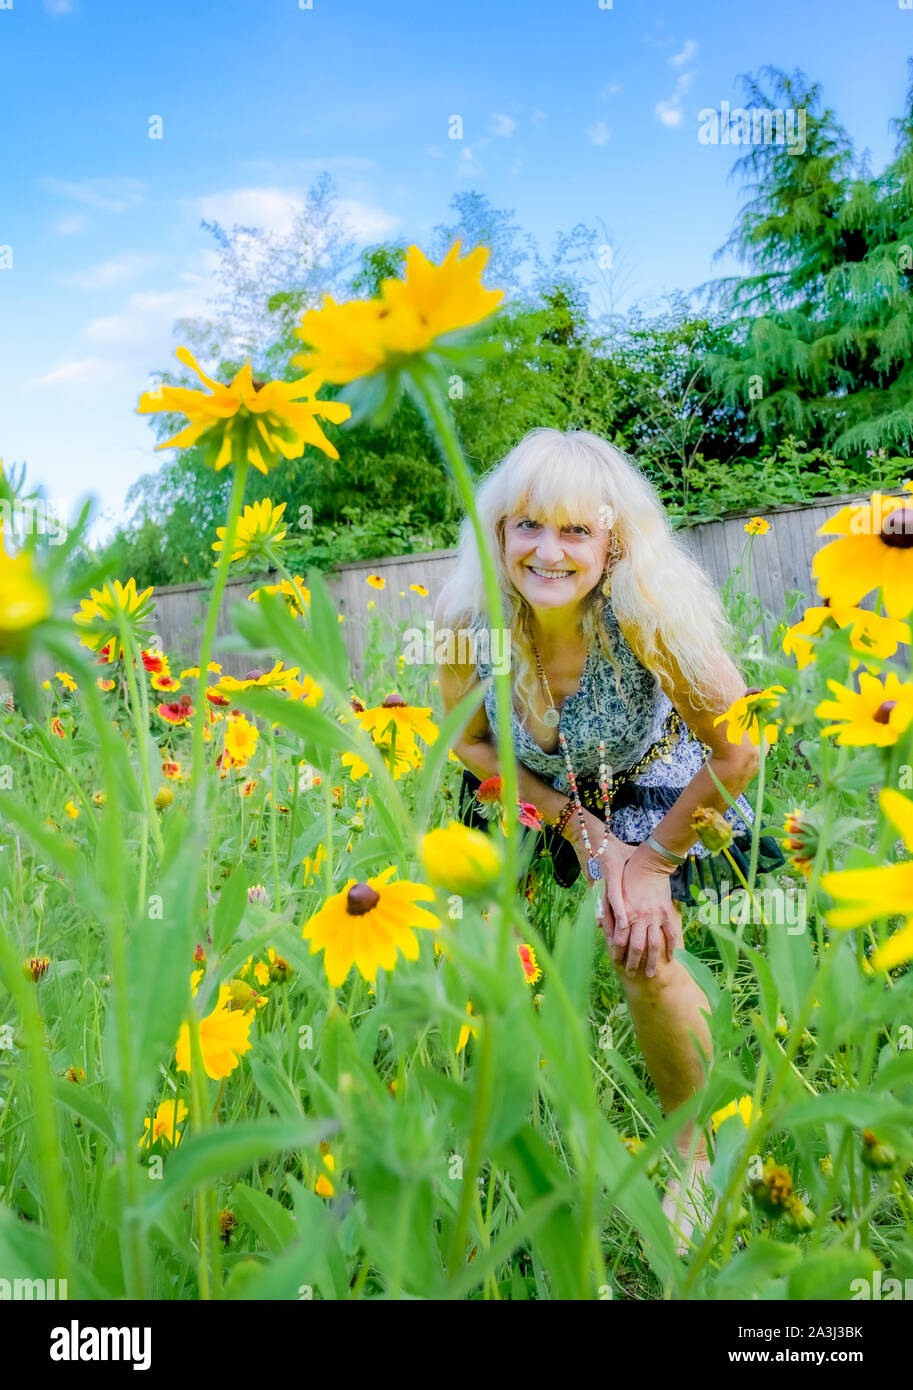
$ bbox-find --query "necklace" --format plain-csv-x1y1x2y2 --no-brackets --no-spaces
530,638,614,882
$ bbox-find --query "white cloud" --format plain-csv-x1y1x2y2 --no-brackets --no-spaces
676,71,694,95
588,121,611,147
490,112,516,137
59,253,159,291
40,176,145,213
84,287,207,345
530,108,547,124
670,39,698,67
54,213,89,236
655,98,684,128
195,185,397,244
30,357,124,388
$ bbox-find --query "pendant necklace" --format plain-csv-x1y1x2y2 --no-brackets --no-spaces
530,638,614,882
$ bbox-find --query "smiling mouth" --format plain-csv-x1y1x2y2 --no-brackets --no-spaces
527,566,573,579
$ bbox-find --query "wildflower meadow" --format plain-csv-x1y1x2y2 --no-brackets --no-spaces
2,242,913,1317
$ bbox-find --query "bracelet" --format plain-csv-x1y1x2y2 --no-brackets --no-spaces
552,799,575,836
646,832,686,866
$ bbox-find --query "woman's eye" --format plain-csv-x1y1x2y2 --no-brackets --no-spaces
565,525,589,536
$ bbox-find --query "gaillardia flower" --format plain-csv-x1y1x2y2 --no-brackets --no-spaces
302,866,438,986
137,346,351,473
813,492,913,618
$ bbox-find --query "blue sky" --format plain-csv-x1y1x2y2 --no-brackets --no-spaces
0,0,909,536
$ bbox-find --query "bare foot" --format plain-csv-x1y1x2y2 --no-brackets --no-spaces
662,1151,716,1256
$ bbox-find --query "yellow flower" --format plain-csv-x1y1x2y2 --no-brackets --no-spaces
355,693,438,750
409,583,429,597
55,671,77,691
420,821,502,895
64,800,79,820
292,241,504,385
137,346,351,473
138,1099,188,1149
216,659,299,693
821,787,913,969
457,1000,478,1053
212,498,288,566
714,685,787,747
73,578,156,660
175,984,254,1079
813,492,913,618
303,841,326,885
0,531,51,652
815,671,913,746
302,865,438,987
366,574,385,590
224,713,260,767
248,575,310,615
154,785,175,811
783,604,911,672
281,674,323,706
711,1094,755,1132
744,517,770,536
315,1150,335,1197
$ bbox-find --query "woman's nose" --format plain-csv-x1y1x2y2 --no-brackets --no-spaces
534,529,565,562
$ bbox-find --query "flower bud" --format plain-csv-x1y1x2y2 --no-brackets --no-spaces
690,806,732,852
749,1157,793,1216
420,822,502,895
861,1129,897,1170
785,1195,816,1232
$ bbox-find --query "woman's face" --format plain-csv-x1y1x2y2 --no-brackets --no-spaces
502,510,611,613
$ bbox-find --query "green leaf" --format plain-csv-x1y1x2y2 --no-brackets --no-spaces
212,863,250,955
51,1079,116,1146
787,1247,881,1301
229,1182,297,1254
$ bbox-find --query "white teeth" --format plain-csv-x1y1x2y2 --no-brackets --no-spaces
529,566,572,578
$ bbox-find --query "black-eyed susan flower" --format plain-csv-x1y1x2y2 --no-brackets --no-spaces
292,242,504,387
744,517,770,536
212,497,288,568
302,867,438,986
175,984,254,1079
248,576,310,615
73,578,156,661
815,671,913,746
281,673,323,707
341,735,423,782
813,492,913,618
821,787,913,969
409,583,429,597
355,692,438,751
216,660,299,694
138,1098,188,1150
420,821,502,895
782,604,911,672
518,942,542,985
366,574,385,591
714,685,787,747
137,346,351,473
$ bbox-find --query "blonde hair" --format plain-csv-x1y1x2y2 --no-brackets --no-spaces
438,427,741,722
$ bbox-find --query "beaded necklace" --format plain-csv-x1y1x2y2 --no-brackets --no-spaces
530,638,614,882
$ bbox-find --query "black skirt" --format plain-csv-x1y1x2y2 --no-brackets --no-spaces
456,767,787,904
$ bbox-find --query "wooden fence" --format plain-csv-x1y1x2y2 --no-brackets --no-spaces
121,487,909,682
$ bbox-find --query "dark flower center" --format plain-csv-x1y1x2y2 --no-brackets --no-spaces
878,506,913,548
382,693,407,708
346,883,380,915
245,669,264,680
873,700,897,724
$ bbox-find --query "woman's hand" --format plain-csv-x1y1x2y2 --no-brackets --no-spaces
562,810,636,891
605,843,679,979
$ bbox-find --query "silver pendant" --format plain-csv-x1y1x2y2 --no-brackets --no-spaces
587,856,602,881
543,707,559,727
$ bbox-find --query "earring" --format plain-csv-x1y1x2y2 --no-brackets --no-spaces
601,571,612,598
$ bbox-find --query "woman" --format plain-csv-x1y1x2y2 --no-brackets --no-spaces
434,427,785,1249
